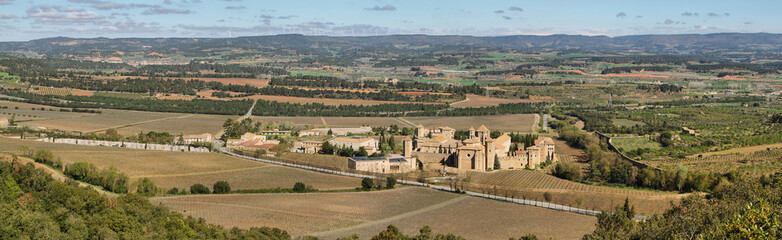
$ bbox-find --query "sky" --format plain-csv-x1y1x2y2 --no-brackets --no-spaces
0,0,779,41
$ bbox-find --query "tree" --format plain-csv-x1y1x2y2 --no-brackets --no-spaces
510,234,539,240
213,181,231,194
190,183,210,194
543,192,552,202
553,161,584,181
254,149,267,158
361,177,374,190
357,147,368,157
320,141,334,154
33,149,55,165
493,155,501,169
371,225,406,240
386,177,397,189
293,182,307,192
135,177,157,196
1,175,22,201
105,128,120,140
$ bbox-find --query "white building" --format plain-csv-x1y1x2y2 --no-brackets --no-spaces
300,127,373,136
181,133,212,144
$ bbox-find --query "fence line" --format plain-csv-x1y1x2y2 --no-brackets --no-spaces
220,149,608,217
35,137,210,153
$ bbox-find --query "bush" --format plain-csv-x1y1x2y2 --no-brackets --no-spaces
293,182,307,193
213,181,231,194
553,161,584,181
167,187,180,195
361,177,374,190
190,183,210,194
386,177,397,189
33,149,55,165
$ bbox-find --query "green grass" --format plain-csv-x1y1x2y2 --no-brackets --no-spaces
94,91,147,99
612,119,644,127
290,71,340,77
612,136,661,152
0,72,23,88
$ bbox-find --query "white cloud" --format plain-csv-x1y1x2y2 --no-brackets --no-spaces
25,5,105,25
142,6,192,15
365,5,396,11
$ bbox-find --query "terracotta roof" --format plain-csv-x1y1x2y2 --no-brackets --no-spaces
469,127,475,131
417,124,425,128
439,126,454,130
477,125,489,132
463,138,481,144
239,141,276,149
430,136,447,142
403,137,412,141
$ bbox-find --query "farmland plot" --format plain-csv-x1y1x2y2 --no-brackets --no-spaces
465,169,684,214
406,114,537,132
0,138,360,191
151,187,596,239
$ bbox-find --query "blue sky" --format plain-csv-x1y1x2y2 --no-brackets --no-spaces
0,0,779,41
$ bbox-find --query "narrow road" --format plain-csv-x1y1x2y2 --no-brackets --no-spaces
240,99,257,121
213,99,257,150
320,117,328,127
393,117,417,128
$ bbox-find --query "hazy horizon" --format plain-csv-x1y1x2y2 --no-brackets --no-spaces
0,0,780,41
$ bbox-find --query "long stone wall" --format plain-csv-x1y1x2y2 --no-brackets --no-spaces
35,137,210,153
594,132,664,171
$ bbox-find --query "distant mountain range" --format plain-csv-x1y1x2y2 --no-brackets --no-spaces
1,33,780,57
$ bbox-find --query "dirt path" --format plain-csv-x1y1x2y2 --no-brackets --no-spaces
449,96,470,106
320,117,328,127
394,117,417,128
532,114,540,132
310,195,468,237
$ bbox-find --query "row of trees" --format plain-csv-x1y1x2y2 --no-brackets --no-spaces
3,88,555,117
360,177,397,191
26,74,458,102
636,83,683,93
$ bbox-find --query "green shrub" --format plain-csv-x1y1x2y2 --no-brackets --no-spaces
361,177,374,190
190,183,210,194
386,177,397,189
212,181,231,194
